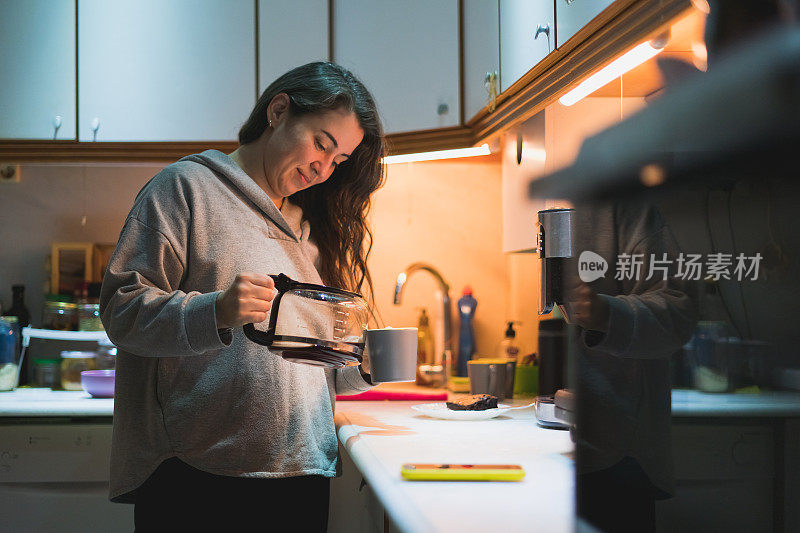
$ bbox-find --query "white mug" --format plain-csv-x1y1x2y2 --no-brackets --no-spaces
364,327,418,383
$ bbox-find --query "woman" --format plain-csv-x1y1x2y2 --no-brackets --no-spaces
99,62,385,531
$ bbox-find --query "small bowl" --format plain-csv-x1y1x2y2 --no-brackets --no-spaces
81,369,115,398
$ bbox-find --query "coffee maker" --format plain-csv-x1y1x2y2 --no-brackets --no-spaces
533,208,574,429
535,208,574,315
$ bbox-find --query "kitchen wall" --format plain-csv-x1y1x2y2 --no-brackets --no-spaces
0,154,511,359
368,156,508,357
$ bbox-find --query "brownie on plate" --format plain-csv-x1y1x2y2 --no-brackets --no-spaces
446,394,499,411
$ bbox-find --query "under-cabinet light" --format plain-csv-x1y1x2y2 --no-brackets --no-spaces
558,41,664,106
382,144,491,164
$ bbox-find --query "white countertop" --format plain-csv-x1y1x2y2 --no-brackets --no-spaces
2,387,798,419
334,398,575,533
0,388,113,417
671,389,800,417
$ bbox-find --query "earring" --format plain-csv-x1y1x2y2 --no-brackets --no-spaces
268,119,273,128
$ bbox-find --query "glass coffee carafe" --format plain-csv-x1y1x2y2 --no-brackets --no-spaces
242,273,369,368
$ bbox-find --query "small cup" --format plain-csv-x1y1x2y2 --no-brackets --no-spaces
467,359,510,401
365,327,418,383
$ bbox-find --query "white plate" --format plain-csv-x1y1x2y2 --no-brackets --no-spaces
411,402,514,421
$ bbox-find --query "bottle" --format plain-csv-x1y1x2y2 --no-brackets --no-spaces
496,321,521,363
3,285,31,385
456,286,477,377
415,308,434,386
0,317,19,391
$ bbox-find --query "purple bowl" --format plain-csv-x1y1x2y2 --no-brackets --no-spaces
81,369,115,398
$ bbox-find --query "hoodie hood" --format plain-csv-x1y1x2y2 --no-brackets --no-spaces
179,149,298,241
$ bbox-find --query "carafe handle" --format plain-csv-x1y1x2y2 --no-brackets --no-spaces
242,323,276,346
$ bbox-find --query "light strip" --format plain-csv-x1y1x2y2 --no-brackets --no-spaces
382,144,491,164
558,41,663,106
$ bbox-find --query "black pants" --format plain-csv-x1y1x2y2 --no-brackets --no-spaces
134,457,330,532
578,457,661,533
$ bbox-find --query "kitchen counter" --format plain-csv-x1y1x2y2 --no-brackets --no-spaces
671,389,800,417
4,386,798,419
0,388,113,417
334,394,574,533
332,385,800,533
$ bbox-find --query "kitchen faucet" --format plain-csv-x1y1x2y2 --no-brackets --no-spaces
393,263,453,375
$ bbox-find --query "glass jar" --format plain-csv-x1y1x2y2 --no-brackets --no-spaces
60,351,96,391
33,358,60,389
78,304,103,331
95,339,116,370
43,301,79,331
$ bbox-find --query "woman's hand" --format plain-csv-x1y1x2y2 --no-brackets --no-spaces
562,280,610,332
215,273,277,329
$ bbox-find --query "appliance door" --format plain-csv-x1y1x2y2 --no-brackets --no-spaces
0,420,132,531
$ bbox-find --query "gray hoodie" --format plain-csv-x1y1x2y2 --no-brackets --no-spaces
100,149,372,503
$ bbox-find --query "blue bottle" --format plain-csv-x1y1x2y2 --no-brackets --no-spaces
456,286,477,377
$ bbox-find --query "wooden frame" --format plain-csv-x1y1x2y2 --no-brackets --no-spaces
0,0,690,162
51,242,93,296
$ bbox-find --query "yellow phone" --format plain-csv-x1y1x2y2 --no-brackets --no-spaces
400,463,525,481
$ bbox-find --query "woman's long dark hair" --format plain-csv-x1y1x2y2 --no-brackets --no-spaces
239,62,385,298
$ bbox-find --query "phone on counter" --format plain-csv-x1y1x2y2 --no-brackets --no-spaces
400,463,525,481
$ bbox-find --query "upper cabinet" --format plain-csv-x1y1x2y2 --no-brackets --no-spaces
0,0,76,140
463,0,500,122
78,0,255,142
556,0,616,48
333,0,460,135
258,0,328,94
499,0,555,93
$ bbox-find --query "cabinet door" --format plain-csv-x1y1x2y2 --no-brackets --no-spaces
78,0,256,142
258,0,328,94
333,0,459,135
463,0,499,122
0,0,76,140
556,0,615,48
499,0,554,93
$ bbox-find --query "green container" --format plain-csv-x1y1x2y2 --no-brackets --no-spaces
513,364,539,397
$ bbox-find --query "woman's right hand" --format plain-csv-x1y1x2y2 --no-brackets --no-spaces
215,273,277,329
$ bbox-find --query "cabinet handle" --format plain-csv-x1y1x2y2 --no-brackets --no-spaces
91,118,100,142
535,23,551,52
52,115,62,140
484,71,498,112
565,0,575,5
437,103,449,116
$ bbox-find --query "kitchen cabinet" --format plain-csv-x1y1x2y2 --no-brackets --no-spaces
78,0,255,142
463,0,500,122
257,0,328,94
0,389,128,531
499,0,555,93
0,0,76,140
332,0,460,135
659,421,777,532
556,0,616,48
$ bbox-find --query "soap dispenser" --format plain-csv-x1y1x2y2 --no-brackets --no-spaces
456,286,477,377
497,321,521,363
